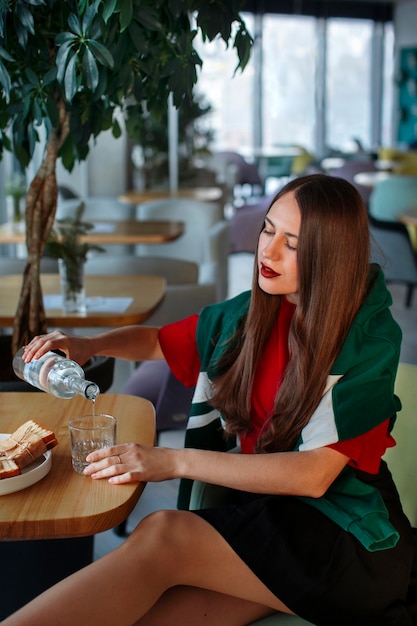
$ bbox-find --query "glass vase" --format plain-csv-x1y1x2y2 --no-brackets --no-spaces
58,258,87,314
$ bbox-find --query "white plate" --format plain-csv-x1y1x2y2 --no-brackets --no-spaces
0,433,52,496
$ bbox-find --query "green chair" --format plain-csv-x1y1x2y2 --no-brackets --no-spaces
189,363,417,625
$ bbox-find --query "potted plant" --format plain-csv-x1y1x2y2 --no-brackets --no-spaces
0,1,253,355
46,202,104,313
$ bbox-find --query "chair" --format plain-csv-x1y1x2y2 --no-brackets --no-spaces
56,196,136,221
84,254,217,328
0,257,59,276
188,363,417,625
56,196,136,255
368,176,417,307
135,198,229,301
290,146,316,177
85,254,217,434
229,195,274,254
86,254,219,538
207,151,264,203
329,158,377,206
368,175,417,223
369,217,417,307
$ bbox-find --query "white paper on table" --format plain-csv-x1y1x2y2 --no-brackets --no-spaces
43,294,133,312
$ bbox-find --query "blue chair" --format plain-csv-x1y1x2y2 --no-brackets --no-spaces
368,175,417,223
368,174,417,307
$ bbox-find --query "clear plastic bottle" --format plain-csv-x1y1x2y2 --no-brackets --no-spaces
13,347,100,400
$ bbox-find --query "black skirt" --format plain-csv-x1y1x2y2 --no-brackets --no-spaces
193,462,416,625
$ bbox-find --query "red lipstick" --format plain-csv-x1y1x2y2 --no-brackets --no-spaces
260,263,280,278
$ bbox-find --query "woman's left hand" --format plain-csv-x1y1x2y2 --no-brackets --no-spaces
83,443,179,484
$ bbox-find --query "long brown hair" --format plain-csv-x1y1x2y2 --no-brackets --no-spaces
210,174,371,452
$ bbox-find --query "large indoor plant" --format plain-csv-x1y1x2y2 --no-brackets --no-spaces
0,1,253,355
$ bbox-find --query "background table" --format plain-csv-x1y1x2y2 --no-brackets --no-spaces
118,186,223,205
0,392,155,617
352,170,392,188
0,274,166,328
0,219,184,246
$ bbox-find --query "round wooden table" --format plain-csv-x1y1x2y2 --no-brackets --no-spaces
0,392,155,618
0,274,166,328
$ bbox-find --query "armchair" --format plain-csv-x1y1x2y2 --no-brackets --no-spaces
186,363,417,625
135,198,229,301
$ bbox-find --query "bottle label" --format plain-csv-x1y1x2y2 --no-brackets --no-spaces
37,355,58,391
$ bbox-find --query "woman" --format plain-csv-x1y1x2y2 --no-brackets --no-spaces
5,174,414,626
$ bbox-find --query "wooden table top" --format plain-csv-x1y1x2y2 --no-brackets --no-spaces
0,393,155,540
118,186,223,205
0,220,184,246
0,274,166,328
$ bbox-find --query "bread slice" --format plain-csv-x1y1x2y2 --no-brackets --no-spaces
0,458,20,479
9,420,58,451
0,420,58,477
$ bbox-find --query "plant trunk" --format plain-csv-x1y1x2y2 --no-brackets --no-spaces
12,101,70,355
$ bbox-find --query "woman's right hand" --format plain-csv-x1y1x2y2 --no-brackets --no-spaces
22,330,93,365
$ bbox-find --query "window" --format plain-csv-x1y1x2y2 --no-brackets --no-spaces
262,14,316,151
195,14,255,150
326,18,373,152
195,13,393,156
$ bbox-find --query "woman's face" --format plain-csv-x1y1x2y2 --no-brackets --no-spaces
257,190,301,304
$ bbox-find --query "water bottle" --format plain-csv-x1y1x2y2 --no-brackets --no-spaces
13,347,100,400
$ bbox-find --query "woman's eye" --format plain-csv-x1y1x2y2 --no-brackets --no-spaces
262,226,274,236
285,241,297,251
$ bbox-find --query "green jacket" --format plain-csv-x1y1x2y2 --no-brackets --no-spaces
178,265,402,551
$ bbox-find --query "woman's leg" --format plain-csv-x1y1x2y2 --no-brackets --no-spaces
3,510,293,626
136,586,280,626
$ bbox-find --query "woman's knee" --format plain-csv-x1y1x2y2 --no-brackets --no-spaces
126,510,194,561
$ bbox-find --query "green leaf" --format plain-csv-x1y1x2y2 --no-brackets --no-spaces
68,13,82,36
233,25,253,72
0,46,14,63
102,0,117,23
25,67,39,86
88,40,114,69
112,117,121,138
0,60,11,100
43,67,57,86
16,2,35,35
82,4,97,34
56,40,74,83
119,0,133,32
56,32,78,45
64,53,78,101
33,98,43,125
136,6,162,32
83,48,98,91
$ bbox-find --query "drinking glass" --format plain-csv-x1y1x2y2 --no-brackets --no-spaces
69,414,117,474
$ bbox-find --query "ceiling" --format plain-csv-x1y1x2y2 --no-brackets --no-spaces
242,0,395,21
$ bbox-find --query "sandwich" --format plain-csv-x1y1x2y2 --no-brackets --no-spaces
0,420,58,479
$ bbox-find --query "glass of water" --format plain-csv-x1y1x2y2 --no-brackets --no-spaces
68,414,117,474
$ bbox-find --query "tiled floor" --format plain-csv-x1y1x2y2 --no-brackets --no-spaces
94,252,417,560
